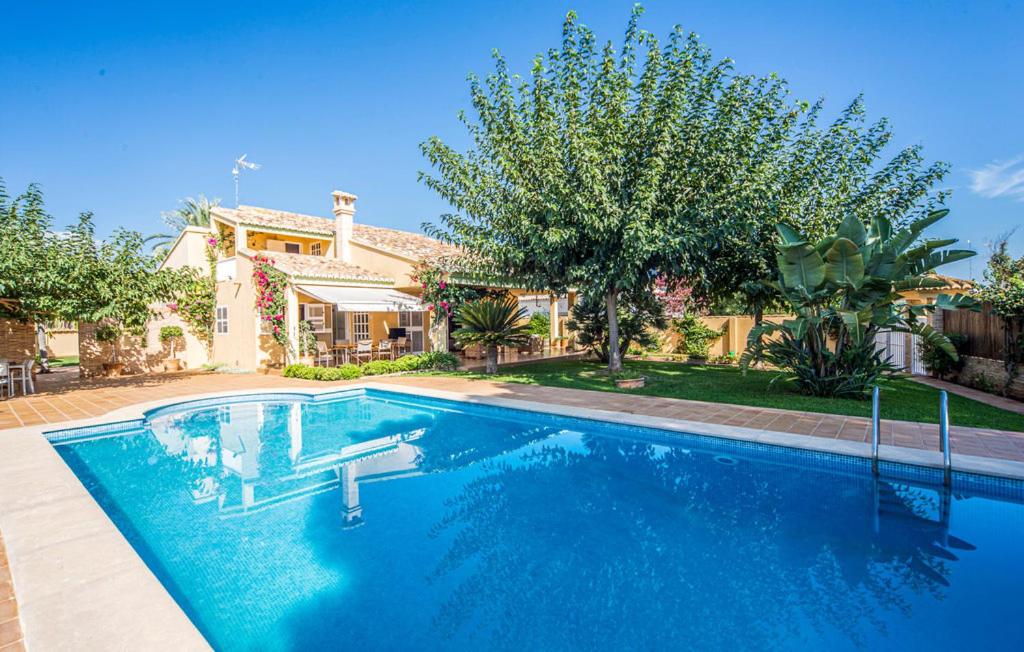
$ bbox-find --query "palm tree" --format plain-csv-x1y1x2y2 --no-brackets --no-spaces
146,195,221,255
453,296,531,374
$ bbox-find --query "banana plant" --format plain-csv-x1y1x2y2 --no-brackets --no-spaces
741,209,978,398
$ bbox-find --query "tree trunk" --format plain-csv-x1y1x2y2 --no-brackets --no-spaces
754,304,763,326
485,345,498,374
606,290,623,372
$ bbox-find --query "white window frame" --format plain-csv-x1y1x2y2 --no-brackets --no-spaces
216,306,229,334
299,304,328,333
310,242,322,256
333,309,349,343
353,312,370,341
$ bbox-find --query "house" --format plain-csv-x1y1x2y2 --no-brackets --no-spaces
149,190,569,372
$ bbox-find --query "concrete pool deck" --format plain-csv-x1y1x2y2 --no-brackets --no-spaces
0,373,1022,648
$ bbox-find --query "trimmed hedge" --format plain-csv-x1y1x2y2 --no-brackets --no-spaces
283,363,362,381
281,351,461,382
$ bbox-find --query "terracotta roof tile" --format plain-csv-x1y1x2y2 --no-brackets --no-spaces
211,204,462,262
213,206,335,236
262,252,392,284
351,223,462,261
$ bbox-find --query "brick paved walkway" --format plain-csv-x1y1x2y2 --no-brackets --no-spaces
2,368,1023,461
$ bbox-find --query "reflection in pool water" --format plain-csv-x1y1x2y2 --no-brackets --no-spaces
55,391,1023,651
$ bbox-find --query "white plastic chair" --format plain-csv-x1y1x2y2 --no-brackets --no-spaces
353,340,374,364
378,339,393,361
0,361,10,399
315,341,334,367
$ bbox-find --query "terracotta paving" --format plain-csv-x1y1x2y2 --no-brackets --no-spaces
0,529,24,652
2,367,1023,462
374,375,1024,463
911,375,1024,416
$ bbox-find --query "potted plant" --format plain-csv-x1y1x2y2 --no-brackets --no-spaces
94,324,125,376
297,320,317,366
160,325,185,371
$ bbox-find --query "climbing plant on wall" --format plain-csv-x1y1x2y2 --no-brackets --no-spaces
252,254,290,351
410,261,480,324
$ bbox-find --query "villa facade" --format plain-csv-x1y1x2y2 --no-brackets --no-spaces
146,190,567,372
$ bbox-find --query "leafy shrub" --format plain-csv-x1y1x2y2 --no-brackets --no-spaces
282,363,362,381
159,325,184,341
416,351,460,371
672,314,722,359
526,312,551,336
393,354,424,372
361,360,399,376
94,324,119,342
918,332,967,379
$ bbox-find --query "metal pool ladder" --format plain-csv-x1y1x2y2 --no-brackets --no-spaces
871,387,952,487
939,390,952,487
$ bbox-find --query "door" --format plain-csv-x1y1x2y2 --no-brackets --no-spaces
399,311,425,352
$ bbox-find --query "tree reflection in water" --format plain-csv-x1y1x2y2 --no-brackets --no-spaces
425,435,974,649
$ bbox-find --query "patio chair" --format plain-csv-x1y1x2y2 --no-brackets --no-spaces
377,339,394,361
353,340,374,364
394,336,408,355
0,361,10,399
315,341,334,367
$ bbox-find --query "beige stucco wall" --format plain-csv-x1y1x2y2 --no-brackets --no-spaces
349,244,416,288
159,226,213,275
79,305,209,377
211,254,267,370
44,328,78,358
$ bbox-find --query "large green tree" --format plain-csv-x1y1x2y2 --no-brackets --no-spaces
0,178,192,334
422,8,706,371
421,8,952,372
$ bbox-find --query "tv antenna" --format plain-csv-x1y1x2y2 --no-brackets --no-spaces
232,154,261,207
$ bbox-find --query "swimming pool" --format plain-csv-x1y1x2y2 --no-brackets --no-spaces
51,388,1024,650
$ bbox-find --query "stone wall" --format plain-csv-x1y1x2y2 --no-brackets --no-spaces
78,308,200,378
0,319,37,362
955,355,1024,400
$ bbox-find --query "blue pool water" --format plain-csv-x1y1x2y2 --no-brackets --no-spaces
52,389,1024,651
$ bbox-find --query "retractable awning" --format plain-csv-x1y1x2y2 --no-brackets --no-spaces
297,285,426,312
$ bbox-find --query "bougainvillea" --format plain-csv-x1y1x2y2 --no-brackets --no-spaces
170,275,216,349
252,254,290,350
410,261,479,324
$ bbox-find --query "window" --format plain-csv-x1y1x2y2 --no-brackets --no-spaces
284,242,301,254
310,242,322,256
299,304,327,332
353,312,370,341
398,311,423,328
333,309,348,342
216,306,229,334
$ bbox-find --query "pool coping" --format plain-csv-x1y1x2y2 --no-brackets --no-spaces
2,382,1024,649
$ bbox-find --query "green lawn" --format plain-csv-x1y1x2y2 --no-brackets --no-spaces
429,360,1024,432
46,356,79,367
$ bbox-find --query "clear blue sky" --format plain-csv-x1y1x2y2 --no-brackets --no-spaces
2,0,1021,280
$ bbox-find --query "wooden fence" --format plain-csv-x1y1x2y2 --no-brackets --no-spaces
941,302,1020,360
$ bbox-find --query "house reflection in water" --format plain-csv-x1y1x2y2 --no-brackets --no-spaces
147,397,433,526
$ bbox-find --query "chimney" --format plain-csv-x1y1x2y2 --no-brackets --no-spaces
331,190,357,262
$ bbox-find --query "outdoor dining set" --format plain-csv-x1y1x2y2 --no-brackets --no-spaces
0,358,35,399
311,337,411,367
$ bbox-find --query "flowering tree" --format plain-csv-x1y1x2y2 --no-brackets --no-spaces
410,261,480,325
252,254,290,354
